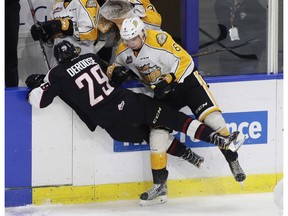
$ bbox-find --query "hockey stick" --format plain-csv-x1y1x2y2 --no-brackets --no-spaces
199,28,257,60
191,38,258,57
27,0,51,70
199,24,227,49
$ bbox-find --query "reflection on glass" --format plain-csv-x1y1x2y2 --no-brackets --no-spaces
199,0,269,76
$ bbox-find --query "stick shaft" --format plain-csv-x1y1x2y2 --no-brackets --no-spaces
27,0,51,70
192,39,257,57
199,28,257,60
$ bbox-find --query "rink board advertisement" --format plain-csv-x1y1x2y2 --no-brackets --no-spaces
113,110,268,152
5,76,283,207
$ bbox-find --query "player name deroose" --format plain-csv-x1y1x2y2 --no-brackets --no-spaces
66,57,97,77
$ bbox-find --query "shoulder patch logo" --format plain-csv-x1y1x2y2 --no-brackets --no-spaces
156,33,168,47
86,0,97,8
126,56,133,64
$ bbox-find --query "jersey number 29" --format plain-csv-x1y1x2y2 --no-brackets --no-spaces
75,64,114,106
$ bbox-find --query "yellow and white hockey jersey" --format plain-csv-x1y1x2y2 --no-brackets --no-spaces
141,0,162,29
114,29,194,85
50,0,99,67
51,0,99,42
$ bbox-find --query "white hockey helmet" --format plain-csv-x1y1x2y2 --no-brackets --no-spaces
120,17,146,40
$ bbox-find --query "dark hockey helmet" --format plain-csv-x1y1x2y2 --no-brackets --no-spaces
54,40,81,63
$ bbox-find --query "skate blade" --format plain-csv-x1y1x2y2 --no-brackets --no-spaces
139,195,168,206
228,133,247,152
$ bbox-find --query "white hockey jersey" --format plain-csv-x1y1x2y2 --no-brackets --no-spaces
114,29,195,85
51,0,99,41
50,0,99,66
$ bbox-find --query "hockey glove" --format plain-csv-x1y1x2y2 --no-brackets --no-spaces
106,63,116,80
153,73,177,99
106,64,130,86
128,0,146,17
111,66,131,86
30,18,73,41
25,74,46,89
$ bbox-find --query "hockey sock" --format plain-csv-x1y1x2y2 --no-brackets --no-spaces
185,120,215,143
194,124,215,143
152,168,169,184
150,152,168,184
166,138,188,157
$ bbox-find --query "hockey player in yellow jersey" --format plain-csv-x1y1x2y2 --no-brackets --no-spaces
30,0,99,67
96,0,162,62
109,17,246,205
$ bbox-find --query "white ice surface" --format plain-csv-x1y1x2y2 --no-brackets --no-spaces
5,192,281,216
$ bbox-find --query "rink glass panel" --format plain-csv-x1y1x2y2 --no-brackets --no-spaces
153,0,283,76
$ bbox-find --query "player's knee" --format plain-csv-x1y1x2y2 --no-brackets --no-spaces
149,129,170,153
203,111,230,136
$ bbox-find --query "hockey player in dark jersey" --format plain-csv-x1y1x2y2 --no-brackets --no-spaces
26,40,245,206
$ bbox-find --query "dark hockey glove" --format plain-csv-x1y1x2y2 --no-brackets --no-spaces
30,18,73,41
106,64,130,86
111,66,130,86
153,73,177,99
30,24,48,41
25,74,46,89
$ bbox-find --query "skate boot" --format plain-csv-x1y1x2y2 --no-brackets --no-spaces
139,182,168,206
181,148,204,168
228,159,246,182
210,131,246,152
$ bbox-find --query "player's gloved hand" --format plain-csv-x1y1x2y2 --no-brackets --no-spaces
106,63,116,80
30,18,73,41
128,0,146,17
111,66,130,85
56,18,73,35
106,64,130,86
30,24,45,41
25,74,46,89
153,73,177,99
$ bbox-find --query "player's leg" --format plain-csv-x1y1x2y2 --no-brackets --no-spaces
139,128,169,206
139,93,245,152
105,122,150,143
183,71,246,183
166,135,204,168
204,111,246,182
140,128,205,206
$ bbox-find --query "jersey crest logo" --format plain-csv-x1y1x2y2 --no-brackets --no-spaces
136,64,161,84
156,33,168,47
86,0,97,8
126,56,133,64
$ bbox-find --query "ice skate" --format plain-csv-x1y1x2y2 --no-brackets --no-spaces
210,131,246,152
139,182,168,206
181,148,204,168
228,159,246,184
